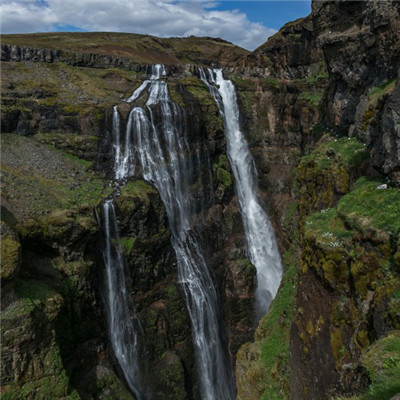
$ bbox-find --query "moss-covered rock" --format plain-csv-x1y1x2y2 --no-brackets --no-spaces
298,136,370,234
293,167,400,398
0,279,79,399
0,221,21,282
236,244,299,400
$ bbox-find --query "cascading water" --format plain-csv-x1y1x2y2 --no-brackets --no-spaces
103,65,235,400
200,68,283,318
101,199,147,400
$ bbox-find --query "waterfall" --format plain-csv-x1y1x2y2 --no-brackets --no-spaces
103,64,235,400
200,68,283,318
101,199,147,399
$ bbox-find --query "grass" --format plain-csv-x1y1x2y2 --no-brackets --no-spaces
257,245,299,399
305,208,355,248
1,61,141,115
337,177,400,238
121,180,156,198
299,91,323,106
368,78,397,107
1,134,112,219
1,32,249,66
306,70,329,85
300,137,370,171
120,237,136,255
305,176,400,244
361,331,400,400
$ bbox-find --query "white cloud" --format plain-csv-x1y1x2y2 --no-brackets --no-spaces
1,0,276,50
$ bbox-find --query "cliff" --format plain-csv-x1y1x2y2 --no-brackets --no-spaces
233,1,400,399
1,1,400,400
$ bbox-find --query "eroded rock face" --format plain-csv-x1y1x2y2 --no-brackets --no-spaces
0,65,256,399
315,0,400,184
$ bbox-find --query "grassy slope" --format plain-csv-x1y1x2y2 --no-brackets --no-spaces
1,32,249,66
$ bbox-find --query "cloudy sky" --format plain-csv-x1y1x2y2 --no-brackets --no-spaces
2,0,311,50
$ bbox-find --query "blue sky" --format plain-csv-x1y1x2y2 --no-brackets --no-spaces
2,0,312,50
212,1,311,31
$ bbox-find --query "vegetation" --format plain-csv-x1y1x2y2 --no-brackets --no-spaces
368,78,397,107
300,137,370,170
1,134,112,220
259,247,299,400
337,177,400,238
299,91,323,106
2,32,249,66
362,331,400,400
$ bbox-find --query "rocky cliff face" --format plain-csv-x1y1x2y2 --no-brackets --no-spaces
0,37,255,399
233,2,400,400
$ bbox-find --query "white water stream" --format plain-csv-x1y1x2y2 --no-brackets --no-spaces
200,68,283,317
101,199,147,399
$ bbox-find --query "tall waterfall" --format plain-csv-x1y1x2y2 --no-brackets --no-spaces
101,199,147,399
200,68,283,318
104,65,235,400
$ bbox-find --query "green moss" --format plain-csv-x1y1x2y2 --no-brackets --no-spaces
216,167,233,189
0,279,64,321
368,78,397,106
14,279,59,302
0,234,20,280
181,76,216,106
156,353,186,400
121,179,156,198
36,133,98,164
120,237,136,255
299,91,323,106
2,372,80,400
306,70,329,85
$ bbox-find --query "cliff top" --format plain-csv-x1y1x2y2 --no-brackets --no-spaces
1,31,249,66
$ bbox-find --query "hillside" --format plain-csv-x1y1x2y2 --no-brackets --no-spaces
1,32,249,66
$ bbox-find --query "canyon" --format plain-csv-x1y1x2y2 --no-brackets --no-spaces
1,1,400,399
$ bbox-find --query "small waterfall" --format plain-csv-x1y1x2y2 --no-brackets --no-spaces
200,68,283,318
101,199,147,400
103,64,235,400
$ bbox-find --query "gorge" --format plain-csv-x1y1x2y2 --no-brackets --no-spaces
1,1,400,400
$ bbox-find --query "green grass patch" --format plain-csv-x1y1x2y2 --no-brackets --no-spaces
361,331,400,400
121,180,156,198
257,245,299,399
306,70,329,85
300,137,370,171
305,208,355,248
337,177,400,238
1,279,60,320
368,78,397,107
120,237,136,255
299,91,323,106
1,371,80,400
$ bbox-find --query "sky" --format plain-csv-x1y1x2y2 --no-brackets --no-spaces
1,0,311,51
